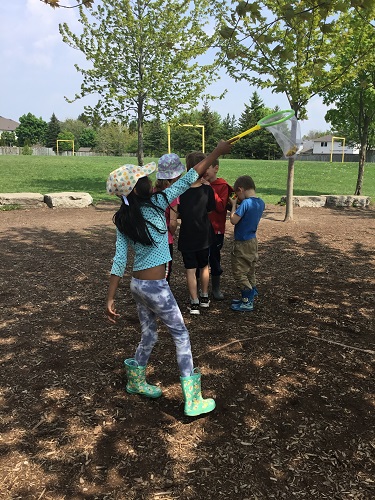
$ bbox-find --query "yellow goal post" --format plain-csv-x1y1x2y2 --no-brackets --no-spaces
167,124,205,153
56,139,75,155
330,136,345,163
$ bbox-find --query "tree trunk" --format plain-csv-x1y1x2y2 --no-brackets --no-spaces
354,148,365,195
137,98,144,166
354,119,368,195
284,157,295,221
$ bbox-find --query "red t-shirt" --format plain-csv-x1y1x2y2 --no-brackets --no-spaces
208,178,233,234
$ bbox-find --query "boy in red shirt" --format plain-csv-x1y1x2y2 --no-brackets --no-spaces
202,159,233,300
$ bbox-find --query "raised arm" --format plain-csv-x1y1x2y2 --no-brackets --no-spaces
194,140,233,177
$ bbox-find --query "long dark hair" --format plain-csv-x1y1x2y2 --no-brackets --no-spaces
113,176,169,246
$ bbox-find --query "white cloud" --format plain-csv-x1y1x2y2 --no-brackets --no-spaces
0,0,332,130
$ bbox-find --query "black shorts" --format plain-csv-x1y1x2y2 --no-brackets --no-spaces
181,248,210,270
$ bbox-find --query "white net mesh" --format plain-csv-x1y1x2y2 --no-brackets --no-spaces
266,115,303,159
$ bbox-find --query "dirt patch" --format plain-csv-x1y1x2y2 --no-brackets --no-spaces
0,204,374,499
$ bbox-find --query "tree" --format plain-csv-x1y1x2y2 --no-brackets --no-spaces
60,118,87,150
200,101,223,153
0,131,17,147
57,131,75,152
16,113,47,146
233,92,279,159
220,113,238,143
45,113,61,151
78,112,102,129
319,13,375,195
143,119,167,156
79,128,97,149
60,0,221,165
323,72,375,195
95,123,131,156
170,110,205,156
217,1,375,219
41,0,94,8
303,130,332,140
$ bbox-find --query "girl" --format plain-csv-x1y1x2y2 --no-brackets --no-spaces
153,153,185,283
105,140,232,417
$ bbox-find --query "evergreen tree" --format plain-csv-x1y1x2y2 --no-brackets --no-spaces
232,93,280,159
200,101,222,153
144,119,167,156
220,114,238,141
46,113,61,151
170,110,203,156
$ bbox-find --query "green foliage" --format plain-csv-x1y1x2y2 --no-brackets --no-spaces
317,13,375,194
217,0,375,217
57,131,75,152
220,113,238,141
59,0,222,164
0,131,17,147
16,113,48,146
200,102,223,153
143,119,167,156
21,144,32,155
0,204,22,211
169,110,205,156
232,92,280,159
303,130,333,140
79,128,97,148
95,123,131,156
60,119,87,150
46,113,61,151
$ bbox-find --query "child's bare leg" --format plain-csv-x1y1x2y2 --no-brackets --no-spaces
186,269,199,301
199,265,210,295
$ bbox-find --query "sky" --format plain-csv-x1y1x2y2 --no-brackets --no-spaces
0,0,331,137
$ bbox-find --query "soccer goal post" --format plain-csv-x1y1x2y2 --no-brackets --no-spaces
330,136,345,163
167,124,205,153
56,139,75,155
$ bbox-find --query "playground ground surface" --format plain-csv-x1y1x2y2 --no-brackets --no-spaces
0,203,374,499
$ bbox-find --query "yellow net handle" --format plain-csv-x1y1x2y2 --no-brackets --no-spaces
229,124,261,143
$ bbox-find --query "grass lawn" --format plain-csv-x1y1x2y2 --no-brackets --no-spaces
0,155,374,205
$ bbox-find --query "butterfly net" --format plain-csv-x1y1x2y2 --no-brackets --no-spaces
264,114,303,159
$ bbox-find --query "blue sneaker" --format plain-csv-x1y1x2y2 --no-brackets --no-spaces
231,287,258,304
231,300,254,312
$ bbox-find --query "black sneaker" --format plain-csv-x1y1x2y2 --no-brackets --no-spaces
199,296,210,308
189,303,200,315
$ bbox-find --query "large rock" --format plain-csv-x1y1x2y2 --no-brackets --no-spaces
0,192,45,208
44,192,93,208
279,195,371,208
325,195,371,208
280,195,327,207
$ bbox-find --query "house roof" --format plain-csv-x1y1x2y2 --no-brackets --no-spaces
0,116,19,132
313,135,336,142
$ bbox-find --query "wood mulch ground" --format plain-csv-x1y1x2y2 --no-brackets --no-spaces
0,203,374,500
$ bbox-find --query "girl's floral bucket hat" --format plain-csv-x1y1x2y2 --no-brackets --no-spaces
106,162,156,198
156,153,185,180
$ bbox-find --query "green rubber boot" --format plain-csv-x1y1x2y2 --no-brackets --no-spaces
180,368,216,417
124,358,162,398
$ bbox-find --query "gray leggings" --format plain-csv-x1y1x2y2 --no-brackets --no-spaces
130,277,194,377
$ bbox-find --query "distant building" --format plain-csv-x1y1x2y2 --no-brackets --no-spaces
312,135,359,155
0,116,19,135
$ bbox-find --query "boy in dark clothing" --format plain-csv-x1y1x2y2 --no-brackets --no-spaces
178,151,216,315
202,159,233,300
